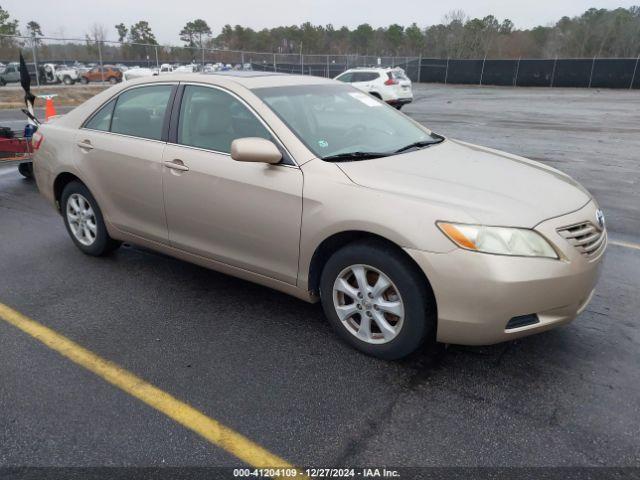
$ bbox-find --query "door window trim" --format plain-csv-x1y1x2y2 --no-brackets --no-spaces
168,82,298,168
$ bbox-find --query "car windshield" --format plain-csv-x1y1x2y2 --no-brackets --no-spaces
253,84,441,160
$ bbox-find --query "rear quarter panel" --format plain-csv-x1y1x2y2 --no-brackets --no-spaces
33,123,86,210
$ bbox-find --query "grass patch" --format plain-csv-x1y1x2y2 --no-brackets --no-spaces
0,85,109,109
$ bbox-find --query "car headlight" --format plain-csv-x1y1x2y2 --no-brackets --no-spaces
437,222,558,259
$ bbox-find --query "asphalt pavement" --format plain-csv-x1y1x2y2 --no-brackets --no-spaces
0,84,639,474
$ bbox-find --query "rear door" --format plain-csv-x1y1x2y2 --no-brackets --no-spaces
353,71,381,94
161,84,303,284
75,83,176,243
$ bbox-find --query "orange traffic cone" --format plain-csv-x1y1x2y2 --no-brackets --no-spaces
45,97,57,121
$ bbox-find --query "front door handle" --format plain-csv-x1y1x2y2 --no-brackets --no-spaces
77,140,93,150
163,159,189,171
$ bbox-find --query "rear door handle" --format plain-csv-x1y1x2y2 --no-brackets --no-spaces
77,140,93,150
163,159,189,171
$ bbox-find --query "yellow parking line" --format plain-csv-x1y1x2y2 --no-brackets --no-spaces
0,302,306,479
609,239,640,251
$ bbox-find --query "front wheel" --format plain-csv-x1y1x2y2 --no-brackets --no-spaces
320,240,436,360
108,76,118,84
80,77,89,84
63,75,74,85
61,181,121,256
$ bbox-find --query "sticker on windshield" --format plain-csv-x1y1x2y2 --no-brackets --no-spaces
318,139,329,148
348,92,382,107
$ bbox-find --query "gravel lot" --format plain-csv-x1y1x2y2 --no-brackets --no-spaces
0,83,639,475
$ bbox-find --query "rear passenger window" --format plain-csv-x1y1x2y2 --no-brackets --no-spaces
85,99,115,131
110,85,172,141
177,85,272,153
357,72,379,82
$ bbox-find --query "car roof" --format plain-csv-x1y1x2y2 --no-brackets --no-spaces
120,71,336,89
342,67,396,72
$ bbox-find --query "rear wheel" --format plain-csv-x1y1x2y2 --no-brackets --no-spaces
18,162,33,179
80,77,89,84
320,240,436,360
108,76,118,85
61,181,121,256
63,75,74,85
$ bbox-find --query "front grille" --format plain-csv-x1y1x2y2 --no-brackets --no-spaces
557,221,606,258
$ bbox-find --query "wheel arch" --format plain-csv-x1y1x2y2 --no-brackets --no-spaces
368,91,382,99
307,230,436,308
53,172,85,212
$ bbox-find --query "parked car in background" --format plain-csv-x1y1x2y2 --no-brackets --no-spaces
41,64,80,85
33,72,605,360
335,67,413,109
80,66,122,84
122,67,154,81
0,62,37,86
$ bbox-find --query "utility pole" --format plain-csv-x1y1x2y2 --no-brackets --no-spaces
630,54,639,90
444,57,449,85
31,39,40,87
588,56,596,88
97,40,104,84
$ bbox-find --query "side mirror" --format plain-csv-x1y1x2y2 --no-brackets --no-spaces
231,137,282,164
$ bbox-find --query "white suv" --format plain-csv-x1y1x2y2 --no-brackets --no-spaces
335,67,413,109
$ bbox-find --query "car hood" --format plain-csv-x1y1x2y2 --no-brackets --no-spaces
336,138,591,227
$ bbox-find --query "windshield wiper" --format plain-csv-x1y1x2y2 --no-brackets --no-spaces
322,151,389,162
394,137,444,154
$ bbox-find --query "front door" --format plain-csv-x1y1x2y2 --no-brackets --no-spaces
162,84,303,284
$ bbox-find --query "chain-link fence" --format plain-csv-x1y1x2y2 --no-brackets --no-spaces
1,34,638,89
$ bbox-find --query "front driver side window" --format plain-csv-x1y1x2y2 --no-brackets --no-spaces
178,85,272,153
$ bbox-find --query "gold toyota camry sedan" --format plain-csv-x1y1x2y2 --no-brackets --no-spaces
32,72,606,359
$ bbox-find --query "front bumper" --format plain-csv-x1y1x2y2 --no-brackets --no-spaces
406,201,606,345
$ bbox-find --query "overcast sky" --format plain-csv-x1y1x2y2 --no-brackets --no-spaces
4,0,638,43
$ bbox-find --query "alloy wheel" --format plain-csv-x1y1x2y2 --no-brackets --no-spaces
332,264,405,344
66,193,97,246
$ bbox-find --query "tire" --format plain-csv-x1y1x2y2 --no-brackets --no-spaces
18,162,33,179
395,104,403,110
369,92,382,100
320,239,436,360
63,75,73,85
0,78,6,87
80,77,89,84
61,181,121,256
108,76,118,85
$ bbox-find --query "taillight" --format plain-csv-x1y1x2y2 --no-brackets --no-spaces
31,131,43,151
384,73,398,85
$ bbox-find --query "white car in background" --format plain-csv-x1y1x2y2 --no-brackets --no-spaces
335,67,413,109
42,63,80,85
122,67,155,81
